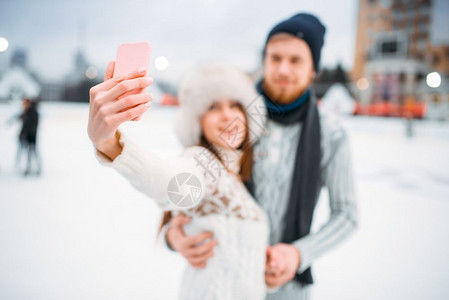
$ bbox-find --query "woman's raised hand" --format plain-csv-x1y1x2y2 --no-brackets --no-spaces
87,61,153,160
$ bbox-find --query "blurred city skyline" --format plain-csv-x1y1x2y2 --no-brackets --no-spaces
1,0,448,110
2,0,447,84
2,0,366,83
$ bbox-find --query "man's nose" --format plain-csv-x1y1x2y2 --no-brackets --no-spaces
278,60,290,75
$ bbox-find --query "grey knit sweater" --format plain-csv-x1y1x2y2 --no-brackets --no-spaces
253,109,358,300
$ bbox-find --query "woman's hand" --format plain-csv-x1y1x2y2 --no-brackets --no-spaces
88,61,153,160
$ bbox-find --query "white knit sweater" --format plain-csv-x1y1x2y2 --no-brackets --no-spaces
96,133,269,300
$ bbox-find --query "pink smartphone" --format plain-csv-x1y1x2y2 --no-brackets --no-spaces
113,41,152,78
113,41,152,120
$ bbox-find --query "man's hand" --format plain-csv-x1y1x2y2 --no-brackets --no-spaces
166,214,218,269
265,243,301,289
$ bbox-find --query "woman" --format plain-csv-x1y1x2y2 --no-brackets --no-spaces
88,62,269,299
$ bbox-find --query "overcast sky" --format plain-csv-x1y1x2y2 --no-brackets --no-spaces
0,0,447,84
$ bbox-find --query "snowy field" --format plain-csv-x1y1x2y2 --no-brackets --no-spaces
1,102,448,300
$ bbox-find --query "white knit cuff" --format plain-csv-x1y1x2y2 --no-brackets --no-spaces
93,131,126,166
94,147,113,165
112,135,152,180
95,132,174,209
94,133,155,185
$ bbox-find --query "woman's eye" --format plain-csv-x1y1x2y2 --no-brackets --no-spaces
208,104,218,110
230,102,239,108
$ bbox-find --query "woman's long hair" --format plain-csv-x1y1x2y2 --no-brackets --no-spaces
157,103,254,237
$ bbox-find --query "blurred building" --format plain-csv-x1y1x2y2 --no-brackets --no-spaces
352,0,449,119
40,82,64,102
0,52,7,75
10,48,28,69
0,49,41,102
67,50,90,85
314,63,354,99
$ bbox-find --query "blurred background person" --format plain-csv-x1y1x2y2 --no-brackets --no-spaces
14,97,41,176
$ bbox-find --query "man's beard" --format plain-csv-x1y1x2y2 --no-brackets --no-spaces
264,82,304,105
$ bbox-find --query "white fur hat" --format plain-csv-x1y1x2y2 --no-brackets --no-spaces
175,63,267,148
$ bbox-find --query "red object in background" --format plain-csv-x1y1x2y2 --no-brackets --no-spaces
160,94,179,106
353,101,427,119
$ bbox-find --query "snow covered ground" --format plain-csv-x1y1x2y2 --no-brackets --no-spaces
1,102,448,300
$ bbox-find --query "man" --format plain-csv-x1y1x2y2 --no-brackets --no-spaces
166,13,358,299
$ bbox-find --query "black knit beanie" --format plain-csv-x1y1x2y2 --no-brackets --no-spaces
264,13,326,71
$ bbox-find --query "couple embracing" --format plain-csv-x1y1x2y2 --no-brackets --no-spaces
88,13,357,300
